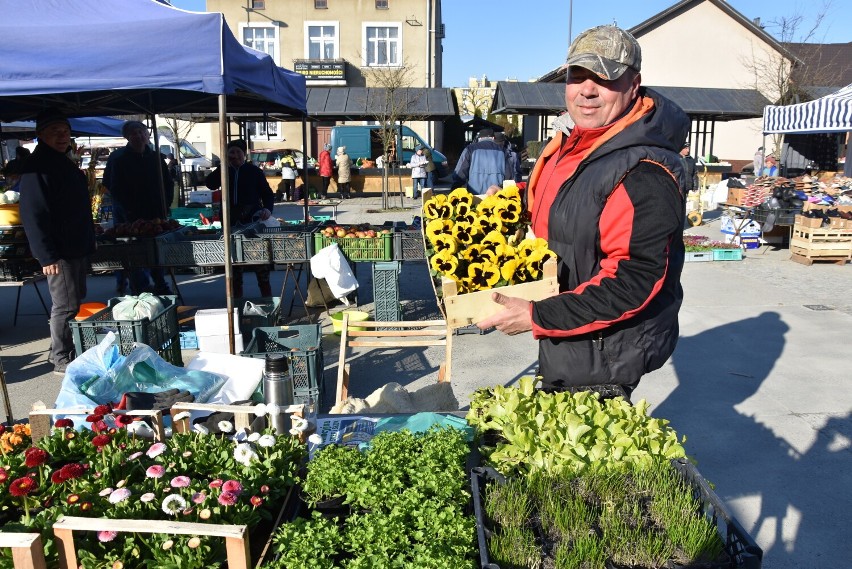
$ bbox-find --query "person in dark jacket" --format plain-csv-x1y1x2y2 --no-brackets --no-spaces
102,120,174,295
680,141,697,193
495,132,523,183
477,25,689,397
19,108,97,376
452,128,512,194
205,139,274,298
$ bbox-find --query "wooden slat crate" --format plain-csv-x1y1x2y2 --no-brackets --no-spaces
790,225,852,265
0,533,47,569
28,403,166,442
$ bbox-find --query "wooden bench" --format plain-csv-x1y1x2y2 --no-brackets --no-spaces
335,314,452,404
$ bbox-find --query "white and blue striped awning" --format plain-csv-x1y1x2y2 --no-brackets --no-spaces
763,84,852,134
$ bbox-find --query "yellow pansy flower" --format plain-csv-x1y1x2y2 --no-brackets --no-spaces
430,249,459,275
448,187,475,209
425,219,454,244
461,243,497,265
496,200,521,224
493,242,518,265
476,214,503,236
500,257,522,282
424,194,453,220
517,237,549,258
481,230,507,249
467,262,500,289
432,233,457,255
496,185,521,202
454,200,474,218
452,221,482,246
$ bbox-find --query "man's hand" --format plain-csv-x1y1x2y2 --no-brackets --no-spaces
485,185,502,196
42,263,60,276
258,208,272,221
476,292,533,335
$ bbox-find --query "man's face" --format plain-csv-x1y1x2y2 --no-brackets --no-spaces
125,126,149,152
228,146,246,168
564,66,641,129
38,122,72,154
680,147,689,156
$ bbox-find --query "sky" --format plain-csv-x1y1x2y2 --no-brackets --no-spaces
170,0,850,87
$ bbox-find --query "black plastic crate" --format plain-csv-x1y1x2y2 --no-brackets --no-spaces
258,224,316,263
0,242,31,259
89,238,158,269
0,258,41,282
751,205,802,227
69,295,182,365
0,226,28,244
392,228,426,260
471,460,763,569
241,325,324,406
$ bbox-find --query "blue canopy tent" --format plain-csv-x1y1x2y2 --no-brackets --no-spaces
1,117,126,139
0,0,308,353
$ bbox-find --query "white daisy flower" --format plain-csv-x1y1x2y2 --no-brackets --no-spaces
234,443,258,465
247,432,261,443
161,494,187,516
218,420,234,433
257,434,276,448
192,423,209,435
172,411,191,422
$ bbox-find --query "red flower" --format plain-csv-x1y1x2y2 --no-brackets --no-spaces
59,463,85,481
91,435,112,449
217,491,239,506
24,448,50,468
0,424,5,435
93,404,113,416
85,414,104,423
66,494,81,504
42,497,53,508
0,469,8,483
260,484,270,494
115,414,135,428
250,495,263,507
54,418,74,428
50,471,65,484
91,420,108,434
80,501,93,511
65,431,76,440
9,477,38,497
222,480,243,495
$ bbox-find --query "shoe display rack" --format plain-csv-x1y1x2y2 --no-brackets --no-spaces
790,223,852,266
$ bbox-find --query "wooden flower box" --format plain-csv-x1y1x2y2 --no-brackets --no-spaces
0,533,47,569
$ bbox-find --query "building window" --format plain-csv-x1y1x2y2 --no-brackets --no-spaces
375,0,388,8
306,23,338,59
252,0,265,9
314,0,327,8
364,23,401,66
241,24,280,137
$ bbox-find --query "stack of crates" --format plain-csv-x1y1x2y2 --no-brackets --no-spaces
69,295,181,365
241,324,324,406
372,261,401,322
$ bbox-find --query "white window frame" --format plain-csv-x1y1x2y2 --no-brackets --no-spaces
362,22,402,67
239,23,282,139
304,21,339,60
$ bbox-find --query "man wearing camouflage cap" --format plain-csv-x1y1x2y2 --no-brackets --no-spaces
478,26,690,397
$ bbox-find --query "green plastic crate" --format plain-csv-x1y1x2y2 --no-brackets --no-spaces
236,296,282,340
259,225,316,263
313,230,392,262
69,295,182,365
241,325,324,406
712,248,743,261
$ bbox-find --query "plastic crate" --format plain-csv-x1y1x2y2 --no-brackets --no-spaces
241,325,324,406
392,228,426,260
179,328,198,350
0,226,27,244
471,459,763,569
236,296,282,339
0,258,41,282
750,205,802,226
0,243,31,259
712,248,743,261
259,225,316,263
372,261,401,322
69,295,182,365
684,251,712,263
156,231,224,266
313,230,392,262
89,238,158,270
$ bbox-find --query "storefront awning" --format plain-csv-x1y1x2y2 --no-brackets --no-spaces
490,82,770,121
306,87,457,120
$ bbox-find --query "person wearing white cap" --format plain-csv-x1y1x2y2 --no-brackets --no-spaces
478,25,690,398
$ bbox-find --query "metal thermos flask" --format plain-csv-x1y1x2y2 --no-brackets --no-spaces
263,353,293,434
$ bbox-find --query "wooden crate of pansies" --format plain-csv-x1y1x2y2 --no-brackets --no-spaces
465,377,763,569
422,187,558,329
0,402,307,569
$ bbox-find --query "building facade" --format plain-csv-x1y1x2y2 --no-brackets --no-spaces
205,0,444,160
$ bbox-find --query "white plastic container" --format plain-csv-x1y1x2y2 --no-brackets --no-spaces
195,308,243,354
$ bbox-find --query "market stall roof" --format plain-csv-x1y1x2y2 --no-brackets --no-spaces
489,81,770,121
0,0,307,121
306,87,457,120
1,117,126,139
763,83,852,134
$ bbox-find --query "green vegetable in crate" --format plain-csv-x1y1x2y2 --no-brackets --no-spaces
467,376,686,476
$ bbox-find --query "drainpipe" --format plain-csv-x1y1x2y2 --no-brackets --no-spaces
426,0,433,147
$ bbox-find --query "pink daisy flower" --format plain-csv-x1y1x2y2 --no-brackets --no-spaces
109,488,131,504
146,465,165,479
222,480,243,495
170,475,191,488
146,442,167,458
98,530,118,543
218,491,239,506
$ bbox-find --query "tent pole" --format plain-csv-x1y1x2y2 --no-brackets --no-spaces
302,115,309,225
219,95,236,355
149,113,168,218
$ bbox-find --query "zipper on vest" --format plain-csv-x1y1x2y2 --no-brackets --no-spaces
593,332,604,351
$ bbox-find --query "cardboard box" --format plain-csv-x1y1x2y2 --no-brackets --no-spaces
195,308,243,354
188,190,213,204
720,215,761,236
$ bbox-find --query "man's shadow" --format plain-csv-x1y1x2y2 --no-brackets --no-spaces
654,311,850,566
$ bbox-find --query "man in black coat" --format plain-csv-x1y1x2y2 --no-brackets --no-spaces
680,141,698,194
19,108,96,375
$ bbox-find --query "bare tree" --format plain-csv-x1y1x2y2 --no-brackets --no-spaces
741,1,838,154
159,117,197,200
459,86,494,118
362,59,427,210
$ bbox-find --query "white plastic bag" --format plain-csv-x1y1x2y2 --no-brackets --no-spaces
310,243,358,300
243,301,269,317
258,216,281,228
111,293,165,321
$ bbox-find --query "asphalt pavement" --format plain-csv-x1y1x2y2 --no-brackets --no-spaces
1,192,849,569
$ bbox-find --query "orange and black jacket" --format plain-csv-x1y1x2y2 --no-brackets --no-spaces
527,88,689,390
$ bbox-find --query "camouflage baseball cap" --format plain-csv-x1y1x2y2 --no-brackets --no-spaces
566,25,641,81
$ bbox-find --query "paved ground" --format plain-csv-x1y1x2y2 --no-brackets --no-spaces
1,192,849,569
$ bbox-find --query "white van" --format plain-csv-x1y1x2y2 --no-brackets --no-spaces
66,134,213,179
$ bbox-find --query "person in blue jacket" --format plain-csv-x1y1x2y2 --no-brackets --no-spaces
19,108,96,376
761,155,779,176
452,128,512,194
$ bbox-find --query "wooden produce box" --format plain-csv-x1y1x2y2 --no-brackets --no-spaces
790,226,852,265
441,257,558,329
